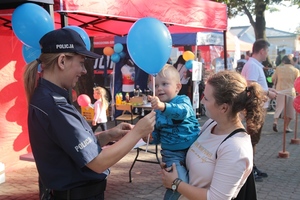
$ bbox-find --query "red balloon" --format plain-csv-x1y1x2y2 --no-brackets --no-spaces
77,94,91,107
293,96,300,113
294,77,300,93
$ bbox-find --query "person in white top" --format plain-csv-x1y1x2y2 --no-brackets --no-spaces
92,86,109,132
241,39,277,182
272,55,300,133
161,70,265,200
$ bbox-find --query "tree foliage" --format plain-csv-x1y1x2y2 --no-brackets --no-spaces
215,0,300,39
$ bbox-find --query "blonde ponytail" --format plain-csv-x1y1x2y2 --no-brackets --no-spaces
23,59,40,104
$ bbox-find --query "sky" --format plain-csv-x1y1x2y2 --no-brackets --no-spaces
228,3,300,33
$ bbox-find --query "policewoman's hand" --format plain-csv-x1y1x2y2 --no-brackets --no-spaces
133,110,156,138
110,122,133,141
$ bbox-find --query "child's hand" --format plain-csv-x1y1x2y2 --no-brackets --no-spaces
148,96,165,111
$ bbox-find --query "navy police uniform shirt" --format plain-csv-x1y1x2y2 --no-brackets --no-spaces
28,78,109,190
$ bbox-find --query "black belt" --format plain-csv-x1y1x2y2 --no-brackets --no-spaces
52,179,106,200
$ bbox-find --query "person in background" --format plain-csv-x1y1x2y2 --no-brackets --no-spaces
238,54,247,64
147,64,200,200
245,50,252,60
236,54,247,73
262,60,274,88
23,28,156,200
173,55,191,95
197,50,205,66
241,39,277,182
275,49,286,67
292,56,300,70
161,70,265,199
197,50,206,78
272,55,300,133
92,86,109,132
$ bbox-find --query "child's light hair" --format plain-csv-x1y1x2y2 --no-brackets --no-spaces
158,64,181,84
93,86,109,110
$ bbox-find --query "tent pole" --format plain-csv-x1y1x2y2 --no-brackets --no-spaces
111,64,115,121
44,4,54,23
193,44,199,115
223,30,227,70
60,12,68,28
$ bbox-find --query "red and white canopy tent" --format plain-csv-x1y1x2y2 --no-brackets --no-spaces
0,0,228,43
0,0,227,168
53,0,227,35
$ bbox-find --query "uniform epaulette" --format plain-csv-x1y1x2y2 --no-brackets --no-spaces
51,92,68,105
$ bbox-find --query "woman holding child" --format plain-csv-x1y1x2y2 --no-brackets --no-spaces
161,70,265,200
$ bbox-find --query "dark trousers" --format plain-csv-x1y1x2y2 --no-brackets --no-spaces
50,192,104,200
92,122,107,132
39,177,106,200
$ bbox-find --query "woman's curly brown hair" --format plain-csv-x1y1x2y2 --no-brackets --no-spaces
207,70,266,135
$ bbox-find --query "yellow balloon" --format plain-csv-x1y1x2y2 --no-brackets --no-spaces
182,51,195,61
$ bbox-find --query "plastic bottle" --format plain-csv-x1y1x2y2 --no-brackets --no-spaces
119,93,123,104
135,85,142,96
116,93,120,105
125,92,130,103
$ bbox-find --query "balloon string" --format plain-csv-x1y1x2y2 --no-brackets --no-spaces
146,74,156,152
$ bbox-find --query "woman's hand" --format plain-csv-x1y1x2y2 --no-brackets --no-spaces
161,163,178,189
268,88,277,99
133,111,156,138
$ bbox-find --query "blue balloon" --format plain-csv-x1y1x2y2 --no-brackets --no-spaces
22,44,41,63
63,26,91,50
185,60,194,70
127,17,172,75
111,53,121,63
12,3,54,49
119,51,126,58
114,43,123,53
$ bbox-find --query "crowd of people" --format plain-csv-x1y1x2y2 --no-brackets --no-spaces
22,26,300,200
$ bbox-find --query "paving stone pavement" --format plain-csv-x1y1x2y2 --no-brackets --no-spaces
1,111,300,200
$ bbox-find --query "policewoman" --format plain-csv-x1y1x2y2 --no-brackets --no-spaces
23,28,156,200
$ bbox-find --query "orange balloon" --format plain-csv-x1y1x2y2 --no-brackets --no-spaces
103,46,114,56
182,51,195,61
